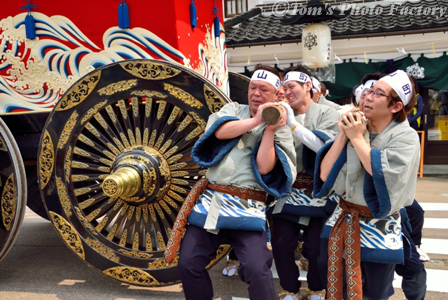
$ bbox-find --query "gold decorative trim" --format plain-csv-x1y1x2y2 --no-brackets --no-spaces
103,266,160,286
163,146,178,159
55,70,101,111
98,79,137,96
171,178,189,186
163,196,178,209
185,126,203,141
1,174,15,231
204,84,226,113
206,244,231,269
167,154,183,164
156,231,166,250
0,136,6,152
159,140,172,155
177,115,193,132
167,190,185,203
49,211,85,260
64,146,72,182
74,207,98,236
81,100,108,124
57,111,79,149
170,171,188,177
118,248,153,259
153,203,165,220
39,130,54,190
131,90,167,98
56,177,72,217
85,237,120,263
78,198,95,209
170,162,187,171
159,200,172,215
189,111,206,131
74,187,92,197
148,257,179,269
120,61,181,80
163,83,204,108
170,184,187,195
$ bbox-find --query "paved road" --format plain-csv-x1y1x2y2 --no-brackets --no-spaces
0,176,447,300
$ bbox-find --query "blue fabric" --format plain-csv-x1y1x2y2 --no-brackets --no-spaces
313,142,347,198
191,116,241,168
361,248,404,264
187,211,266,231
364,148,391,218
278,204,327,218
213,16,221,37
302,129,331,177
190,2,197,28
118,1,130,29
251,141,293,199
25,14,36,39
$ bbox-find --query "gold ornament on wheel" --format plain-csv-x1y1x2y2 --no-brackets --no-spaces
120,61,181,80
55,70,101,111
39,130,55,190
1,174,15,231
103,266,160,286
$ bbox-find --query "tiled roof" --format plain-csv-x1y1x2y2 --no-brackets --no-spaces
225,0,448,47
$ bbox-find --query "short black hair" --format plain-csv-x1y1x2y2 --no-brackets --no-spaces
282,63,314,98
253,64,280,78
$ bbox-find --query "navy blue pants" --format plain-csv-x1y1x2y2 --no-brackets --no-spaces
405,200,425,246
392,224,427,300
320,237,395,300
271,217,325,293
178,225,276,300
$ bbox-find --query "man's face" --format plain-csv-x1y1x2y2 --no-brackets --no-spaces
359,88,369,111
283,81,310,109
248,80,276,112
312,90,320,103
276,85,286,102
363,81,394,121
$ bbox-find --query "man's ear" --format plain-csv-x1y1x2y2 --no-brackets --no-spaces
305,81,312,92
391,101,404,113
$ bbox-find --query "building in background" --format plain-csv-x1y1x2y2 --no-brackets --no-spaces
225,0,448,164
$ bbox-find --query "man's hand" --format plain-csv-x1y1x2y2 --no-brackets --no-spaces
277,102,299,129
339,111,366,141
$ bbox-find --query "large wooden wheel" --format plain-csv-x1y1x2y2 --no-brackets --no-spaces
0,117,27,262
38,59,232,286
229,72,250,105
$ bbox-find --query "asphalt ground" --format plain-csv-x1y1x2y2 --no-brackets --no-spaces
0,175,446,300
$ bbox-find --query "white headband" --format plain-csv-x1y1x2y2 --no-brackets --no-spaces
251,70,281,90
283,71,311,85
378,70,413,106
363,80,377,90
311,77,321,93
354,84,363,104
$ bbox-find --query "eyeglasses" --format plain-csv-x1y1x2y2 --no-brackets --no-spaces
367,89,388,99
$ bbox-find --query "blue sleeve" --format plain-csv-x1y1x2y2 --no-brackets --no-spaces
251,141,294,199
191,116,241,168
313,141,347,198
303,129,333,177
363,148,392,218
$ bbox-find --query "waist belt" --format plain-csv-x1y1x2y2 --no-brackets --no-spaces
327,198,373,300
164,177,209,265
292,173,314,189
207,183,267,202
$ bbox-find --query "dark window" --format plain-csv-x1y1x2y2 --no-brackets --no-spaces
224,0,248,18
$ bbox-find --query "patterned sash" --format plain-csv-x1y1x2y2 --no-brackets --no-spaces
164,177,209,265
327,199,373,300
207,183,267,202
292,172,314,189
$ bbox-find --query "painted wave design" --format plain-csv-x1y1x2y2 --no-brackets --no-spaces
0,12,226,113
